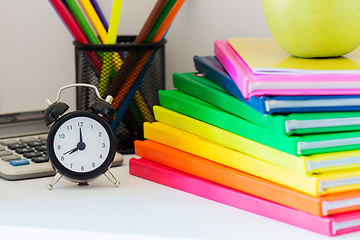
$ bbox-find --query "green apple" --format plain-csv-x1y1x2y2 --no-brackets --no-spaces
262,0,360,58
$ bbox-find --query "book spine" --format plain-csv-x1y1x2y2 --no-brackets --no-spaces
249,96,268,114
158,90,299,155
143,122,320,196
129,157,334,236
193,56,247,102
153,106,309,175
214,40,251,99
135,140,323,216
172,72,288,136
251,88,360,98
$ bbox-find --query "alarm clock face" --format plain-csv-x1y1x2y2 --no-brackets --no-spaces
47,111,116,181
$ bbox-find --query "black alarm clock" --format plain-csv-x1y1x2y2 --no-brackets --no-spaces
44,83,120,189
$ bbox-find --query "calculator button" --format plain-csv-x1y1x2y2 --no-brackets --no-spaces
23,152,43,158
1,139,19,146
0,150,12,156
19,137,38,143
35,145,47,151
9,159,30,166
15,147,34,154
32,156,49,163
38,135,48,141
8,143,27,150
2,155,21,161
27,141,45,147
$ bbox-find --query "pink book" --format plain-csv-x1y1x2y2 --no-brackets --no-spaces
130,157,360,236
214,38,360,99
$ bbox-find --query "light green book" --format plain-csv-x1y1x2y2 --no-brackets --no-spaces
173,72,360,136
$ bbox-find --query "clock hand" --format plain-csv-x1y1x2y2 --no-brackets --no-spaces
63,146,79,155
63,128,86,155
79,128,83,143
77,141,86,151
63,141,86,155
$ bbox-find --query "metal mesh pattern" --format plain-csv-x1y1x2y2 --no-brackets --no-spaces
74,36,165,154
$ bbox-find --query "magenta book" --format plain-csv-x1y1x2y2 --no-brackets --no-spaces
214,38,360,99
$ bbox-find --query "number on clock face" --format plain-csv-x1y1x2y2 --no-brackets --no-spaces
52,116,111,173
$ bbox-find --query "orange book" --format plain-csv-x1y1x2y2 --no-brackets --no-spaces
134,140,360,217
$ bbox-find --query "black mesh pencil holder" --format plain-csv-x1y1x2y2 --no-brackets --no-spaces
74,36,166,154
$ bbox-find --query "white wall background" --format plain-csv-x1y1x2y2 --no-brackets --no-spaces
0,0,271,114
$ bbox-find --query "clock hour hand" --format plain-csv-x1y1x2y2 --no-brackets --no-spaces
63,142,86,156
63,146,79,155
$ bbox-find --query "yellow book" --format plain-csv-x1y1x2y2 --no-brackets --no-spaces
153,106,360,175
144,121,360,197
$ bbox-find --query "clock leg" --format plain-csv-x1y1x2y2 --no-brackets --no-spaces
104,169,120,187
48,172,63,190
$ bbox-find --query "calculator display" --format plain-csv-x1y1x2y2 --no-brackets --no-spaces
0,111,49,139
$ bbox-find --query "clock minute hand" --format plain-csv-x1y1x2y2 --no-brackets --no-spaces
79,128,83,143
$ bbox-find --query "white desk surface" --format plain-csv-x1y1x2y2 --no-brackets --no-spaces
1,154,360,240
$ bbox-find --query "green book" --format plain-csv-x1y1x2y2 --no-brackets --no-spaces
159,89,360,156
173,72,360,136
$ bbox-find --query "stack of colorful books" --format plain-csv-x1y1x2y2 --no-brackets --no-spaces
129,38,360,236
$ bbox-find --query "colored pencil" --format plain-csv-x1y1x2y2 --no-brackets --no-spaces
65,0,100,44
102,0,168,126
111,0,185,129
105,0,168,97
90,0,109,30
135,0,168,43
79,0,108,43
98,0,123,97
110,52,158,130
151,0,185,42
111,0,184,104
49,0,89,43
50,0,185,131
145,0,177,42
107,0,123,44
134,91,155,122
49,0,104,75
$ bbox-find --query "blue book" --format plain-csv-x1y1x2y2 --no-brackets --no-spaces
194,56,360,114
